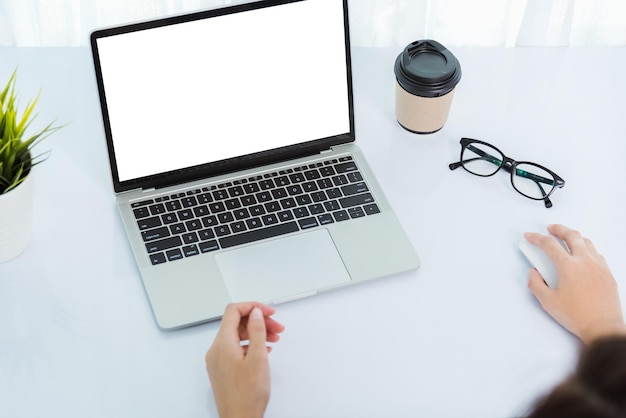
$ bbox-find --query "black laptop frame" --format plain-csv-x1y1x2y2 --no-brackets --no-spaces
90,0,355,193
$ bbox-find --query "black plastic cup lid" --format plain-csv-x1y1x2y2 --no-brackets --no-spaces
394,39,462,98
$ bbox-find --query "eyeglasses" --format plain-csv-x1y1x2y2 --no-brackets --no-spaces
449,138,565,208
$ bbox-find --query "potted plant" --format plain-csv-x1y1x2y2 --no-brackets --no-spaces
0,69,61,263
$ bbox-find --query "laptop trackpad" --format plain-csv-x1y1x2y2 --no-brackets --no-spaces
215,229,351,303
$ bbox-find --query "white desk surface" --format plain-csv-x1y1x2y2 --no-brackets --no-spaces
1,46,625,418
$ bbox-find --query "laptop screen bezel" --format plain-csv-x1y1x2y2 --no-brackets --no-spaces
90,0,355,194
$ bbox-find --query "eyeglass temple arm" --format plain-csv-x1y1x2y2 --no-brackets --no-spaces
449,146,504,171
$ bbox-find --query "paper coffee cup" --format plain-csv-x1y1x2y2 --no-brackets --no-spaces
394,40,462,134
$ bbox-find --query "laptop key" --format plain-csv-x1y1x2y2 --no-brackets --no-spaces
293,207,310,218
246,217,263,229
202,215,218,228
212,189,228,201
334,161,358,173
308,204,325,215
298,217,319,230
250,205,266,216
182,232,199,244
326,188,342,199
302,181,318,193
199,240,219,253
225,198,242,210
142,227,170,242
332,175,349,186
165,200,182,211
347,172,363,183
311,191,327,202
183,245,200,257
264,201,281,213
280,197,296,209
234,208,250,220
319,166,335,177
198,229,215,240
209,202,226,213
231,221,247,233
317,178,334,189
304,170,321,180
228,186,244,197
162,213,178,224
137,216,162,230
275,176,290,186
262,214,279,225
170,223,186,234
339,193,375,208
132,199,154,208
324,200,341,212
146,236,182,253
256,191,272,202
215,225,231,237
287,185,303,196
181,196,198,208
185,219,202,231
217,212,235,224
166,248,184,262
150,252,167,265
259,179,275,190
295,195,312,206
219,221,299,249
271,188,288,199
193,205,209,217
243,183,260,194
177,209,193,220
133,207,150,219
333,210,349,222
317,214,334,225
277,210,294,222
289,173,306,183
150,203,166,215
241,195,257,206
341,182,369,196
348,207,366,218
364,203,381,215
197,193,213,204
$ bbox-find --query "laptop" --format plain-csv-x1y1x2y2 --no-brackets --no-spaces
90,0,420,330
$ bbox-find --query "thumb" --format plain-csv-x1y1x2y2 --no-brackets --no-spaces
528,269,554,308
246,307,268,358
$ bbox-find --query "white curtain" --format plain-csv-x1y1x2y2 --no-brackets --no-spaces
0,0,625,47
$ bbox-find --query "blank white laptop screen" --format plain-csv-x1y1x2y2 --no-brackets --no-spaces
95,0,350,183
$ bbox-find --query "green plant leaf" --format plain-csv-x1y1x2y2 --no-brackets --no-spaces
0,68,62,195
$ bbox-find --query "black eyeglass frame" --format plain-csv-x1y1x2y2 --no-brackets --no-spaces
449,137,565,208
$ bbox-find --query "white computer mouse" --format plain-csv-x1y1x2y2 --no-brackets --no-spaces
519,239,566,288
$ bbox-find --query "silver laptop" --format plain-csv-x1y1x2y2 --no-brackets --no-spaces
90,0,420,330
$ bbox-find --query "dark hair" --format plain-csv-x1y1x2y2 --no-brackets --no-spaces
528,336,626,418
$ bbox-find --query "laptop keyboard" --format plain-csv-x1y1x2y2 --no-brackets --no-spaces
131,155,380,265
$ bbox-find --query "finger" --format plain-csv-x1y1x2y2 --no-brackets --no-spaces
584,237,601,258
524,231,569,265
547,224,587,256
266,317,286,335
245,307,268,359
220,302,276,339
242,345,274,355
528,268,555,307
237,316,285,342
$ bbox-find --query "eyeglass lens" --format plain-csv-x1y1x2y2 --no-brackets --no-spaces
460,142,503,176
511,163,555,200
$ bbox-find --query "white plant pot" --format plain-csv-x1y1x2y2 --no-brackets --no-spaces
0,173,34,263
